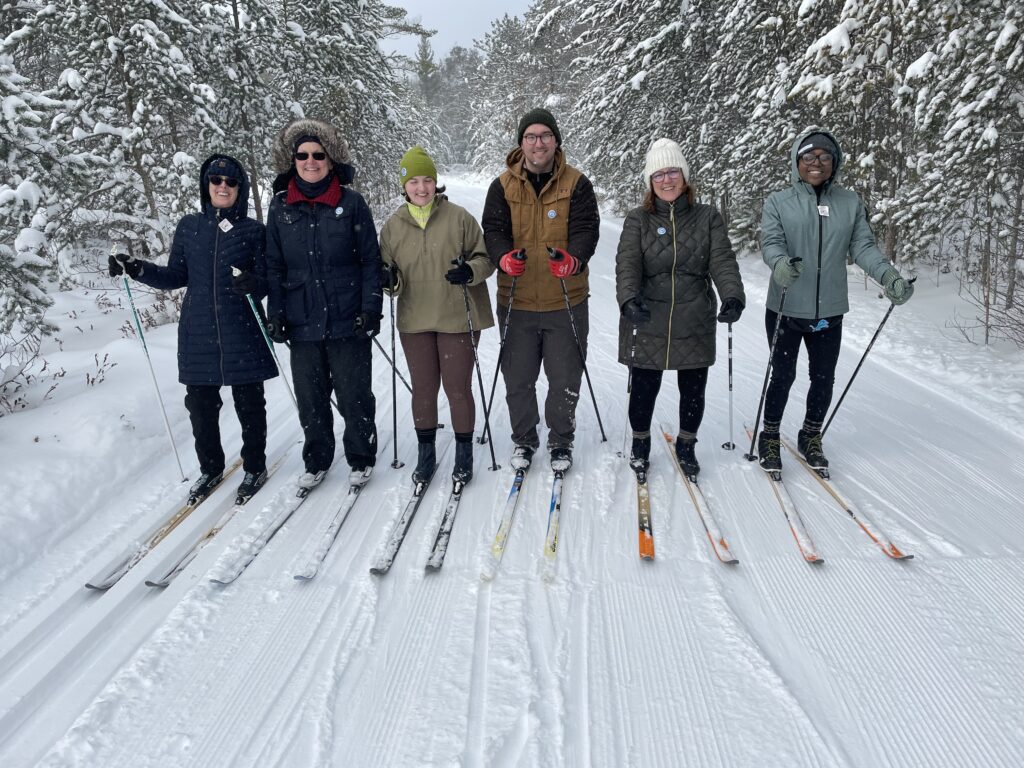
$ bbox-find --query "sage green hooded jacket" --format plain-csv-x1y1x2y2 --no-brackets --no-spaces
761,129,890,319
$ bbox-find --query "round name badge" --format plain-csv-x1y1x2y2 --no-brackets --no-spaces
335,206,344,216
400,167,407,177
657,226,667,235
547,209,557,219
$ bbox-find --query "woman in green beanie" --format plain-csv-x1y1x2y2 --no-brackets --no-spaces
379,146,495,486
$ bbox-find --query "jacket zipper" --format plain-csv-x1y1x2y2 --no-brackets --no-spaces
213,211,226,384
815,189,823,317
666,204,678,369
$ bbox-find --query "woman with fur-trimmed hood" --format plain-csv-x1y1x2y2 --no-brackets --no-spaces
264,118,383,491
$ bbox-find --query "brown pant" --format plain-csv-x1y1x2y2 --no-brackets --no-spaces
400,331,479,433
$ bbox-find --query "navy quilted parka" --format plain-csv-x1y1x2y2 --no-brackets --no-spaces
131,154,277,386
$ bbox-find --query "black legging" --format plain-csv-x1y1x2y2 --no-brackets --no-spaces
763,309,843,426
628,367,709,435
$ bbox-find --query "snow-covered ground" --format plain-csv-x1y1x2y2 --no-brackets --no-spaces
1,177,1023,768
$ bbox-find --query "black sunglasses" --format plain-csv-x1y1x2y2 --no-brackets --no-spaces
294,151,327,161
208,175,239,187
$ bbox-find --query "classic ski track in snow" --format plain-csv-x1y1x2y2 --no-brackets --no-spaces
3,178,1024,766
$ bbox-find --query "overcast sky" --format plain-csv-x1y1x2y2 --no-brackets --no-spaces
384,0,534,59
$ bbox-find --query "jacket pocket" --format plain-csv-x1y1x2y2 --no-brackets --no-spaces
281,271,310,326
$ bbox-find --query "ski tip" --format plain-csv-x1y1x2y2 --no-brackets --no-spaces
807,555,826,565
83,582,108,591
143,580,167,588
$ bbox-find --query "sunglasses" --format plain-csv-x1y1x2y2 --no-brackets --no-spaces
295,151,327,161
208,175,239,187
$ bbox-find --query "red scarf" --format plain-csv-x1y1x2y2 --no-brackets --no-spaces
286,176,342,207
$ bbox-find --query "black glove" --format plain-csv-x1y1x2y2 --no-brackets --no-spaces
266,314,287,344
621,297,651,326
717,297,743,324
354,312,381,338
232,269,258,296
108,252,142,279
445,259,473,285
380,263,400,291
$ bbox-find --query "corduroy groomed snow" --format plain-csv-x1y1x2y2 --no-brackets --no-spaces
642,138,691,184
516,108,562,146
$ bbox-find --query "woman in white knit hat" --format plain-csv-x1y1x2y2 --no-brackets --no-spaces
614,138,745,478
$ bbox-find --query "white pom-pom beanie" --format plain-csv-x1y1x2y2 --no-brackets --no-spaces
642,138,690,184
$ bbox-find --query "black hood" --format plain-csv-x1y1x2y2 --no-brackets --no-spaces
198,153,250,220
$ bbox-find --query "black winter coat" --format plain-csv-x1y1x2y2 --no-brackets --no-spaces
615,197,745,370
133,155,277,387
265,174,382,343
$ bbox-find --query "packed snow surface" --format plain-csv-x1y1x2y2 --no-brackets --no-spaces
1,177,1022,768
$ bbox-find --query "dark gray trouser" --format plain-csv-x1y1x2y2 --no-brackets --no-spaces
497,300,588,450
289,337,377,473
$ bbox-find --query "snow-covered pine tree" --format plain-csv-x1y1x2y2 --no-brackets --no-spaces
469,14,539,174
196,0,297,222
436,45,484,165
0,49,57,386
900,0,1023,344
38,0,219,258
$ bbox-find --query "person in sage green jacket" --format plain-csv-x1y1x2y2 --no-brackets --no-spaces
616,139,745,478
379,146,495,485
757,128,914,473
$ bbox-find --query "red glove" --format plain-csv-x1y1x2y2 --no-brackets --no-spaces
547,247,580,279
499,248,527,276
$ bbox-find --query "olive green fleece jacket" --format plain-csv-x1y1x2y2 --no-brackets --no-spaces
761,128,892,320
379,195,495,334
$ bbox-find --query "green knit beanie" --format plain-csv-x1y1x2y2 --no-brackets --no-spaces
399,146,437,183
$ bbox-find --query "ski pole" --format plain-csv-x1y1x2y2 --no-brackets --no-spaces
455,257,499,471
744,270,796,462
483,249,526,443
373,336,412,394
620,324,638,458
387,279,404,469
722,322,736,450
119,265,186,482
821,278,915,439
547,247,607,442
232,267,298,414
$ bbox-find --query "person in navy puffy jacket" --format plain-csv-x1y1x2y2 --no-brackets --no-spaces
264,119,383,490
109,155,276,504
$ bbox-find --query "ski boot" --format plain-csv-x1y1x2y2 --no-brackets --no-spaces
510,444,535,471
798,429,829,477
629,433,651,475
189,471,224,505
757,432,782,476
550,445,573,473
452,435,474,486
235,469,267,505
349,465,373,486
675,436,700,479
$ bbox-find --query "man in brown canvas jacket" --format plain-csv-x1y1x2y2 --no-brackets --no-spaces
481,108,600,472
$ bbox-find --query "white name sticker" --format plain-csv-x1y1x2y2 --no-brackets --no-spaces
817,205,830,217
219,219,233,232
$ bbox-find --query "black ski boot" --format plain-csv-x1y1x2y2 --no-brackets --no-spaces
675,436,700,478
757,431,782,474
550,445,573,473
798,429,829,474
189,471,223,505
510,444,535,471
629,433,651,474
412,428,437,484
235,469,267,505
453,433,474,485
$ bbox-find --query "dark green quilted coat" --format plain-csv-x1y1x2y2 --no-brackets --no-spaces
615,196,745,370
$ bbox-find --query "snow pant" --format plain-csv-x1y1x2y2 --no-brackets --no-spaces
184,382,266,476
289,337,377,473
628,367,708,436
497,300,587,450
763,310,843,427
400,330,479,434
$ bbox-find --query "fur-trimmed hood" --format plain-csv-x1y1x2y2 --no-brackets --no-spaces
271,118,355,192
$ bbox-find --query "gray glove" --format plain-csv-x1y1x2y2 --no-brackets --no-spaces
881,267,914,305
772,257,803,288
